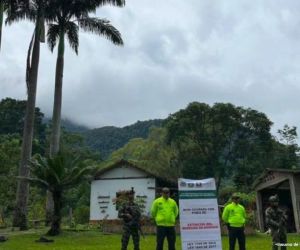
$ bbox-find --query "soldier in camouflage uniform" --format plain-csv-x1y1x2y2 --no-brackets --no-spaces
118,189,141,250
265,195,288,250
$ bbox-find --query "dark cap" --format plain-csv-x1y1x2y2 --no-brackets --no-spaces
232,193,240,199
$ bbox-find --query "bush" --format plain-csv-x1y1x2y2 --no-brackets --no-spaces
235,192,256,210
221,190,256,210
218,186,236,205
74,206,90,224
28,202,45,220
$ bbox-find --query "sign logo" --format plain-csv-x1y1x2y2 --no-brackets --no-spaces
180,181,187,187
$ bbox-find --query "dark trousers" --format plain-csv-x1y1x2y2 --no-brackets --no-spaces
121,226,140,250
156,226,176,250
228,226,246,250
272,232,287,250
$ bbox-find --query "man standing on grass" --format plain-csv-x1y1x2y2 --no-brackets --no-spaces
151,187,178,250
118,189,141,250
265,195,288,250
222,193,246,250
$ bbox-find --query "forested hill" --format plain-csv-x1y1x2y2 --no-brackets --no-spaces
43,118,90,133
45,118,163,158
61,119,89,133
83,119,164,158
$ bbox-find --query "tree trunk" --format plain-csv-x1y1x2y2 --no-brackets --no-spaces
216,174,222,194
46,31,65,225
45,191,54,226
13,21,41,229
49,31,65,156
0,1,4,51
47,190,62,236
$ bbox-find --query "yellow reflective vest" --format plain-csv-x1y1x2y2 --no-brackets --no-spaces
151,196,178,226
222,202,246,228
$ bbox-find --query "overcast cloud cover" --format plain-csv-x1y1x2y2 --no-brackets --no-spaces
1,0,300,137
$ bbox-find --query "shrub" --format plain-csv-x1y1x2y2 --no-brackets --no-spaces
218,186,236,205
74,206,90,224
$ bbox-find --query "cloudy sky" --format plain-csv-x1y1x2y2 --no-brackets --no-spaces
1,0,300,137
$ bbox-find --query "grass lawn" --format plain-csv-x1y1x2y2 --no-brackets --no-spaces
0,229,299,250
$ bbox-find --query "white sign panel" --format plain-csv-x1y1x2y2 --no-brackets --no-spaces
178,178,222,250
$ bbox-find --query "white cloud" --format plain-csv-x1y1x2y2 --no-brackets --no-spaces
1,0,300,137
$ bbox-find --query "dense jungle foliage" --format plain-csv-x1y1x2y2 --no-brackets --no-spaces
83,119,163,158
0,98,299,227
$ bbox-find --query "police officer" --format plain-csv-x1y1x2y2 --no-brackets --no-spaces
265,195,288,250
118,189,141,250
222,193,246,250
151,187,179,250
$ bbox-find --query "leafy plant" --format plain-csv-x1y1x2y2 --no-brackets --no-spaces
73,205,90,225
24,151,96,235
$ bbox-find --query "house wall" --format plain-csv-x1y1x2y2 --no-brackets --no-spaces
90,177,156,220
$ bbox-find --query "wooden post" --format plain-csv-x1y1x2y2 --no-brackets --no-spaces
256,191,264,232
289,176,300,233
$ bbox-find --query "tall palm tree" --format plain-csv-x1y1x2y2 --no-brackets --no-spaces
6,0,49,229
45,0,124,223
48,0,125,156
26,151,95,235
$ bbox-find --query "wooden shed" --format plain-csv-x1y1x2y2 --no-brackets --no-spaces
254,168,300,233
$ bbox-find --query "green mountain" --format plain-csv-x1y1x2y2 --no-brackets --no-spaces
61,119,89,133
83,119,163,159
43,118,89,133
43,118,163,158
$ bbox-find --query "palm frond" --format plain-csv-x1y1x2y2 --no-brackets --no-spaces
61,157,86,182
63,165,96,187
70,0,125,19
49,167,61,185
65,21,79,54
30,155,49,179
2,0,20,17
30,154,61,185
47,23,59,52
30,151,96,194
6,0,19,13
94,0,125,7
43,1,58,23
63,161,85,179
78,17,123,46
47,155,65,182
5,2,36,25
17,176,49,189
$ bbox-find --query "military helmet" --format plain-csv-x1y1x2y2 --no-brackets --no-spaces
269,195,279,202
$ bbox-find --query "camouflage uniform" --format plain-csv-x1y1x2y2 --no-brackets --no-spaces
118,201,141,250
265,195,288,250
